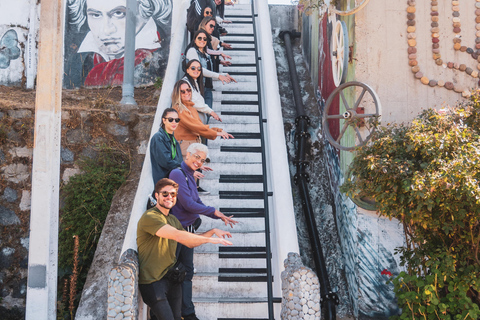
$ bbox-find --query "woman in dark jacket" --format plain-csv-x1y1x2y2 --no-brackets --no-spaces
150,108,183,185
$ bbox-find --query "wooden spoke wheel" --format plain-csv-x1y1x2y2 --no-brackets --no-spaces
323,81,381,151
329,0,370,16
331,20,348,87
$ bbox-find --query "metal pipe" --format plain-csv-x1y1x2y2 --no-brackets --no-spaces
280,30,338,319
121,0,137,105
251,1,275,318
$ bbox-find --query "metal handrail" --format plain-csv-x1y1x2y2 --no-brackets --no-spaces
279,30,339,319
251,0,274,318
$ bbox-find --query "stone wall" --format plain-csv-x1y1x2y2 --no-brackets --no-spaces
0,94,156,317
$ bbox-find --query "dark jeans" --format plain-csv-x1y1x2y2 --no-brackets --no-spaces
176,243,195,316
139,277,182,320
204,87,213,109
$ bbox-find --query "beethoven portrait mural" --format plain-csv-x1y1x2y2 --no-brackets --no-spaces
63,0,172,88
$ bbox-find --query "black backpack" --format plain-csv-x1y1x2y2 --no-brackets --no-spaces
186,0,198,34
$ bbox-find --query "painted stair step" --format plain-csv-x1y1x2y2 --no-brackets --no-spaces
192,275,267,298
219,190,264,199
220,132,261,139
215,104,259,113
207,114,260,124
227,71,257,76
221,111,259,116
193,299,269,319
226,47,255,52
221,90,258,95
220,207,265,218
219,66,257,73
223,37,254,43
225,52,256,58
205,149,262,164
197,216,265,233
220,174,263,183
220,146,262,153
194,252,266,269
199,180,263,192
208,123,259,132
222,63,256,68
218,268,270,283
225,15,254,18
207,138,261,149
195,231,266,253
222,100,258,105
223,40,255,44
225,75,257,82
214,99,259,106
198,162,263,176
197,195,264,209
229,20,254,24
213,81,258,91
219,246,267,259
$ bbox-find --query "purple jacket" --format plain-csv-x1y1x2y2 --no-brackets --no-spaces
169,161,218,228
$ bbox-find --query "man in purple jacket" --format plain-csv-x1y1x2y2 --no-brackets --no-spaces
169,143,237,320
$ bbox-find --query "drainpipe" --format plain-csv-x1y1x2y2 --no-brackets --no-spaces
121,0,137,105
279,30,339,320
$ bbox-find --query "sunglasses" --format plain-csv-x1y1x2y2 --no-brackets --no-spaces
196,36,207,41
205,10,212,15
180,88,192,94
190,66,202,71
160,191,177,198
208,24,215,28
164,117,181,123
192,153,206,164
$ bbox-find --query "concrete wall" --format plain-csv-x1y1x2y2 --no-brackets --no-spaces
355,0,478,124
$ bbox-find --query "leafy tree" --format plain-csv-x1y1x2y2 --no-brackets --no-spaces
342,93,480,319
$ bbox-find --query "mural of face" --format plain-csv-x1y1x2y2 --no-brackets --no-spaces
86,0,127,59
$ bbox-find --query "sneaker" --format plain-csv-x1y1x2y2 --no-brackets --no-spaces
197,187,210,195
182,313,200,320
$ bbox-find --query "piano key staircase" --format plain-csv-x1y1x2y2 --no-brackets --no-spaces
192,1,276,319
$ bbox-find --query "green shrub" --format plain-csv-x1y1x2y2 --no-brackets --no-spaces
342,93,480,318
57,147,129,319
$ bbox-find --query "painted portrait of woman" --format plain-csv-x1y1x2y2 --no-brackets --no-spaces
63,0,172,88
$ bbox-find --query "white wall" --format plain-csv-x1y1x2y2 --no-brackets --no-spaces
355,0,478,124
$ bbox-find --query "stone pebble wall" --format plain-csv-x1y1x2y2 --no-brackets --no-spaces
107,249,139,320
281,252,321,320
0,101,155,316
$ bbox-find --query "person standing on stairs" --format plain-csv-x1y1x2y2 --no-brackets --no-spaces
150,108,183,185
185,29,236,109
137,178,233,320
172,80,233,194
182,59,221,124
169,143,238,320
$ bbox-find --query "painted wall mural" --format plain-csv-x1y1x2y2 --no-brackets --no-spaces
63,0,172,88
0,0,36,87
0,30,21,69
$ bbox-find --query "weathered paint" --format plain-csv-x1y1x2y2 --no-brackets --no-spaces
25,0,64,316
0,0,33,86
63,0,173,88
355,0,479,124
302,2,405,317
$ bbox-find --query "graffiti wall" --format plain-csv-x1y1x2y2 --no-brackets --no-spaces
0,0,38,87
300,3,406,318
63,0,173,88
